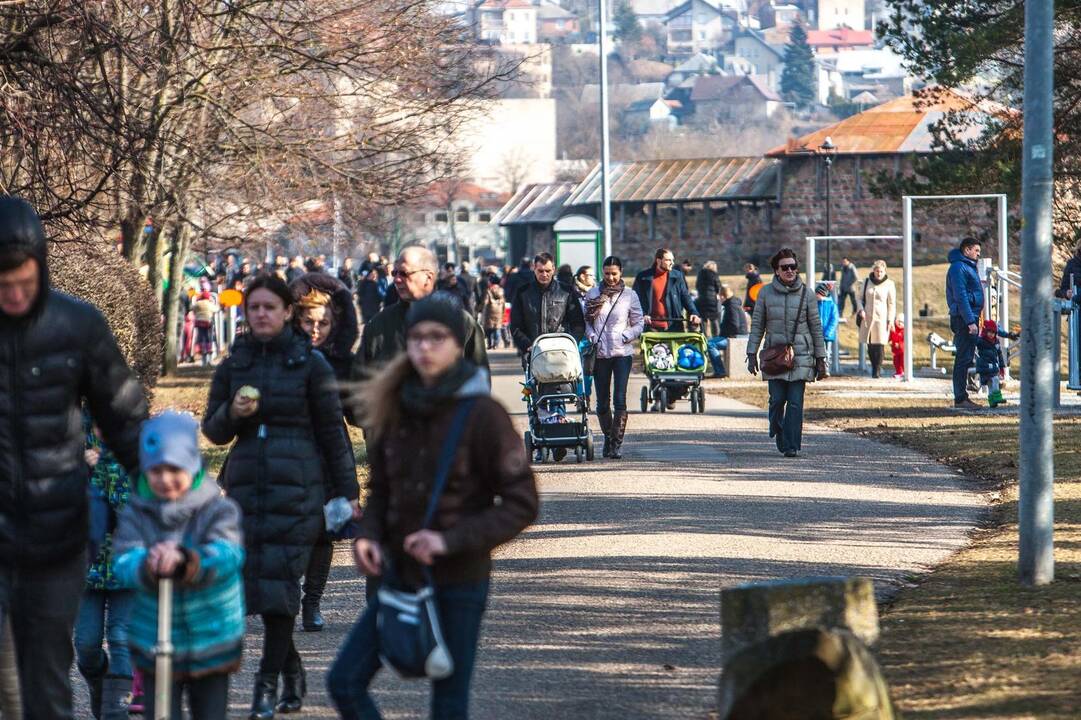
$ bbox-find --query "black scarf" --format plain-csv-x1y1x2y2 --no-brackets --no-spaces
400,360,476,418
871,274,888,285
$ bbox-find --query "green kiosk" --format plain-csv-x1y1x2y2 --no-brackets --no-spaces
553,214,603,273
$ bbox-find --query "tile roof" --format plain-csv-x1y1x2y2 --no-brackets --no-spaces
565,157,780,205
806,28,874,47
767,87,1015,156
424,180,510,209
691,74,779,102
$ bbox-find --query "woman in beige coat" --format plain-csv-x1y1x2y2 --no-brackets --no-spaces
856,259,897,378
747,248,828,458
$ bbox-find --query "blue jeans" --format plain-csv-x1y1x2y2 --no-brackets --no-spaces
593,355,633,415
768,379,805,453
327,580,490,719
74,589,135,679
950,314,978,402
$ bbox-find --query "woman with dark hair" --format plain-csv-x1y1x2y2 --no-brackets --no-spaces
556,263,575,292
203,273,358,718
289,272,359,633
746,249,828,458
584,256,644,459
327,294,537,719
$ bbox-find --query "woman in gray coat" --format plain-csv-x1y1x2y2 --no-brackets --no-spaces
746,248,828,457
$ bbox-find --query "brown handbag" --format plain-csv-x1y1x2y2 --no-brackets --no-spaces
759,286,806,375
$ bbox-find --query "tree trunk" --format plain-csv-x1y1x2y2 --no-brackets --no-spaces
145,225,165,310
161,223,190,377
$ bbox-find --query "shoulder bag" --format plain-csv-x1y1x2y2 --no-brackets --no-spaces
760,285,807,376
376,397,477,681
580,289,624,375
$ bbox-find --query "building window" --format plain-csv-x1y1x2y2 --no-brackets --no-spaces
435,212,448,223
456,208,470,222
413,212,427,224
478,212,492,222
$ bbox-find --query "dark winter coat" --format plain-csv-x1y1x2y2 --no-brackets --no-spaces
1057,255,1081,299
631,267,700,331
358,278,383,322
203,326,358,616
351,298,489,382
719,296,749,337
509,280,587,353
945,248,984,325
975,337,1006,377
289,272,358,382
695,267,721,317
743,271,762,312
0,199,147,568
359,368,538,588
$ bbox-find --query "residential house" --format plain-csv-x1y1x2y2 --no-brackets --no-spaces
813,0,865,30
666,52,721,87
690,74,782,124
664,0,739,57
732,29,785,88
815,47,909,105
537,4,580,41
806,27,874,54
475,0,538,44
623,97,685,131
631,0,685,24
761,3,802,27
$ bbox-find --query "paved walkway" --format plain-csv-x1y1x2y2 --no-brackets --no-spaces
111,349,985,718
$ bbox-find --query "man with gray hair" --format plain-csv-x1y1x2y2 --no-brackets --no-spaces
351,246,488,382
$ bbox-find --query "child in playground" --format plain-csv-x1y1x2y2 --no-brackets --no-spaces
113,411,245,719
889,315,905,380
975,320,1007,407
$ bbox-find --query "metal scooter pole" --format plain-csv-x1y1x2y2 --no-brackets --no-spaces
154,577,174,720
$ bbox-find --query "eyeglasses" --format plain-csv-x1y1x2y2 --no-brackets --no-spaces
407,330,453,347
392,268,427,279
778,263,798,272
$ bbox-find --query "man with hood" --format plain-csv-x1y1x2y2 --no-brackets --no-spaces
351,246,488,384
946,236,985,409
0,196,148,718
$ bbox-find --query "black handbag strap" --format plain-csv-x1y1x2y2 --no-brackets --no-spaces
422,398,478,529
594,288,625,341
787,286,806,345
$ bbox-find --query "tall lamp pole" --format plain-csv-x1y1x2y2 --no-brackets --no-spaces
598,0,613,258
819,136,837,281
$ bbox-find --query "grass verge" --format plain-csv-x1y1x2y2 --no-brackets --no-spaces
714,378,1081,718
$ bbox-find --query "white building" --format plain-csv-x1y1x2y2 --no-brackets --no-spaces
664,0,738,56
475,0,538,45
815,47,910,104
815,0,865,30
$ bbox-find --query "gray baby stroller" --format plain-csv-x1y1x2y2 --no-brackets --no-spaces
522,333,595,463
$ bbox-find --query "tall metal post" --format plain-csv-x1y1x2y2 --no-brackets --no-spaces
1019,0,1055,586
997,195,1011,378
902,197,913,381
597,0,613,258
824,163,831,279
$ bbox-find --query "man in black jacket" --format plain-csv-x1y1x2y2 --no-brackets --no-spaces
0,197,148,719
509,252,586,356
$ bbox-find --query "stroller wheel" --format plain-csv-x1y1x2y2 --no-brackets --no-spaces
690,391,699,414
697,387,706,413
657,387,668,413
640,385,649,413
575,446,583,463
586,433,595,461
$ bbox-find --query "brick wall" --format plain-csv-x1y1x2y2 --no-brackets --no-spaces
606,153,1019,275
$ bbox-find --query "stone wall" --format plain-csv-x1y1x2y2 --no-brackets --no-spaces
604,153,1019,275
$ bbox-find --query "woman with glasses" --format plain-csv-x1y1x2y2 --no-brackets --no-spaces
746,248,828,458
328,293,538,719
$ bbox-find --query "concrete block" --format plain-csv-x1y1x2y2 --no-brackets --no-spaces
726,334,752,380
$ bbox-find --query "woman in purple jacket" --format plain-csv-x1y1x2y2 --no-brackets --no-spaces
585,256,645,459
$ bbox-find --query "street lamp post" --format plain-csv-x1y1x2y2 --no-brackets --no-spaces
819,137,837,281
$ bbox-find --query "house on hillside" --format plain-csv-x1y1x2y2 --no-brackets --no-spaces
731,29,785,88
758,3,802,28
806,27,874,54
663,0,739,57
475,0,538,44
690,74,782,124
666,52,722,86
816,47,909,105
631,0,683,25
537,4,580,41
813,0,865,30
623,97,686,131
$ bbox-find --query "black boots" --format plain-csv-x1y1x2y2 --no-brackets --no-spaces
100,676,132,720
610,412,628,459
301,600,324,632
597,410,613,458
250,673,278,720
302,541,332,632
276,668,306,714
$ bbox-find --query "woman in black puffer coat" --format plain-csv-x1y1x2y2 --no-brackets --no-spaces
289,272,359,633
203,274,358,719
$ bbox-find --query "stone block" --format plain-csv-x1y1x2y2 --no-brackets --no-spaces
720,577,879,661
726,335,752,380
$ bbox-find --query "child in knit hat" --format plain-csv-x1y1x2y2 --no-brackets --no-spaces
975,320,1007,407
113,411,245,720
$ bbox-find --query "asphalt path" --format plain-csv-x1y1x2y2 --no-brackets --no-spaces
74,349,986,718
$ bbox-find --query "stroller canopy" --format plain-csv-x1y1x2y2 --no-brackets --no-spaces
529,333,583,383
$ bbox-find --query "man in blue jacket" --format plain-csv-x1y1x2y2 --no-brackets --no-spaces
945,237,985,409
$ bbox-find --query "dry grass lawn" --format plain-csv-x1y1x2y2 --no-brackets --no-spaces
716,379,1081,719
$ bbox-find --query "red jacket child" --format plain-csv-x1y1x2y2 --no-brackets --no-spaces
889,315,905,377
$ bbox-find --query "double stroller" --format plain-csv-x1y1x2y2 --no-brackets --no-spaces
522,333,595,463
640,330,708,413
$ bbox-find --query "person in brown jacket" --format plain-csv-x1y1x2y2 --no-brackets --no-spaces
481,284,506,349
328,293,538,720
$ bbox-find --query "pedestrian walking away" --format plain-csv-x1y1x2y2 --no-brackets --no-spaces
202,273,359,719
838,257,860,316
480,284,506,350
329,294,539,720
585,256,645,459
113,412,246,720
945,237,985,409
856,260,896,379
696,261,722,338
290,272,361,633
746,248,828,458
0,196,149,720
77,412,137,720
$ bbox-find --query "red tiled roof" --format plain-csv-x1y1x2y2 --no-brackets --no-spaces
424,180,511,209
806,28,874,47
766,87,1015,156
